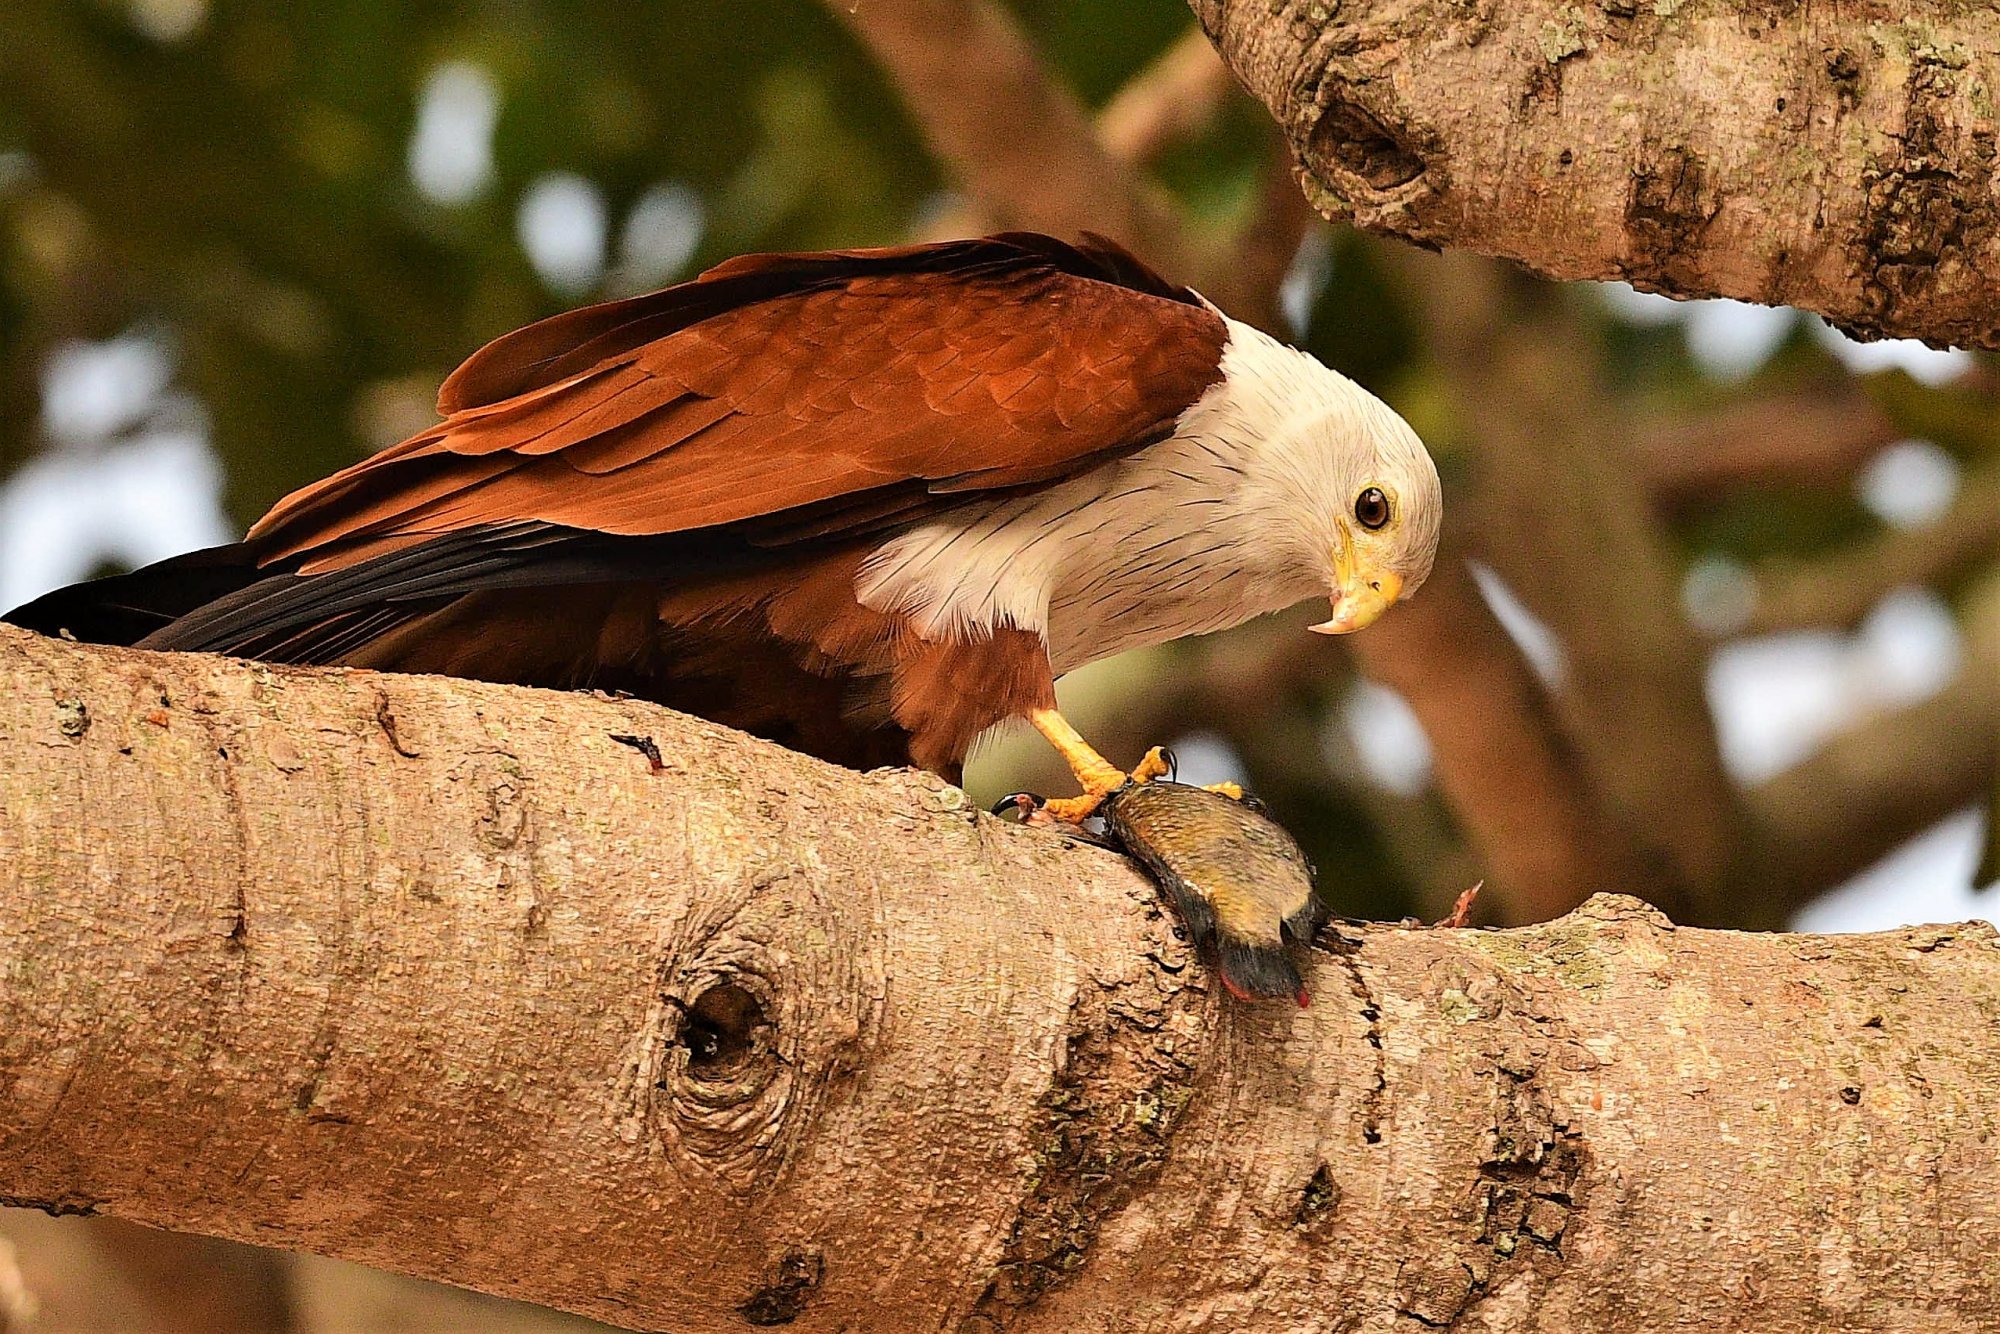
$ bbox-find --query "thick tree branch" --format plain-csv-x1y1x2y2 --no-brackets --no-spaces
1195,0,2000,348
8,627,2000,1330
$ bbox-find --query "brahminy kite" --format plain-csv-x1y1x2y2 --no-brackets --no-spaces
9,233,1441,821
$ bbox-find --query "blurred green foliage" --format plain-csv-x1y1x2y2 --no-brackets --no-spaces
0,0,945,515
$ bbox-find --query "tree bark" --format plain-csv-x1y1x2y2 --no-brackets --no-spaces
1194,0,2000,349
5,625,2000,1332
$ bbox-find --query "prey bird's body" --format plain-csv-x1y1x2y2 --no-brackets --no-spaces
1099,781,1328,1005
11,233,1440,819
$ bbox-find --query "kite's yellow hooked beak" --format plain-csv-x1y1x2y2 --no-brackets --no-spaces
1310,541,1403,635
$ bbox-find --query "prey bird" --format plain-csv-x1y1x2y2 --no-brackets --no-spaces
9,233,1441,823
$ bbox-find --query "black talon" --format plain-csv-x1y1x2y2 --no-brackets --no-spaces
992,791,1044,821
1157,745,1178,780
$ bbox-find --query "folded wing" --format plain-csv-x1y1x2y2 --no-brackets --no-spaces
251,233,1230,576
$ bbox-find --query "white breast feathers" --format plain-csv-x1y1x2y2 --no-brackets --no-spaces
855,316,1385,674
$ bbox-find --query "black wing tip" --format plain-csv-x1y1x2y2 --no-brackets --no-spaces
4,543,262,647
4,589,78,638
1159,879,1218,943
1283,891,1331,946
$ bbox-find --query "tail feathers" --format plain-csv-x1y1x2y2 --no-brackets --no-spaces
1215,937,1311,1008
3,543,264,646
1148,846,1319,1006
130,522,541,656
0,540,431,664
5,521,701,666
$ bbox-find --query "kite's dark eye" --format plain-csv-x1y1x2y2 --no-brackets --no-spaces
1354,486,1391,530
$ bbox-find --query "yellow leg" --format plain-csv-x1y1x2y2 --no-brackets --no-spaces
1029,709,1172,823
1025,711,1247,822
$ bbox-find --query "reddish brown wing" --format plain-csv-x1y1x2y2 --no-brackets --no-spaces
249,234,1229,573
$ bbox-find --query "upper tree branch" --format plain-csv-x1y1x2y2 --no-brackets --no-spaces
1195,0,2000,348
6,627,2000,1330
